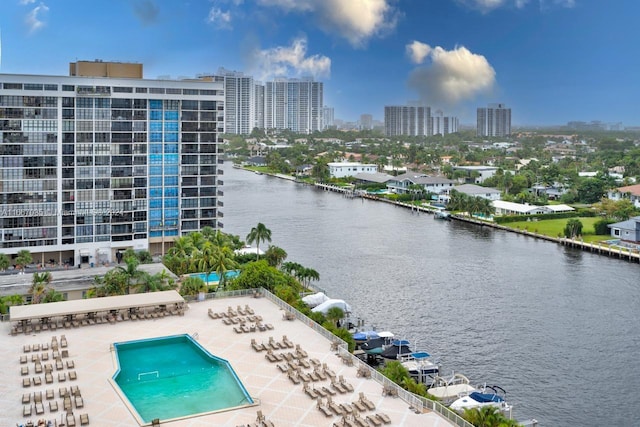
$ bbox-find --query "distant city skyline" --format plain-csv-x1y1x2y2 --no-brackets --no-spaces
1,1,639,126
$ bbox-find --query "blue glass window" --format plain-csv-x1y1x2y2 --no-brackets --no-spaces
149,166,162,175
164,176,178,186
149,199,162,208
164,154,179,164
165,165,178,175
150,144,162,154
149,100,162,109
164,188,178,197
165,209,179,219
164,199,178,208
150,121,163,131
150,188,163,197
164,111,179,120
150,132,163,142
165,133,178,143
150,176,162,186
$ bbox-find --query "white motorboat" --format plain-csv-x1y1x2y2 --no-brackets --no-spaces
399,351,439,384
426,373,476,403
449,385,511,417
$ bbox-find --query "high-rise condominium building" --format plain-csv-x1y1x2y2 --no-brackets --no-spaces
359,114,373,130
384,105,432,136
216,68,254,135
263,78,323,134
0,61,225,267
477,103,511,137
254,84,265,131
322,106,335,129
432,110,459,136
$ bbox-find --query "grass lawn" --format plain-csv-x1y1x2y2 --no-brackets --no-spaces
502,217,610,242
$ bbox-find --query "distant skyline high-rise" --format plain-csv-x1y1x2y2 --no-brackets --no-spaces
432,110,459,136
211,68,255,135
384,105,432,137
359,114,373,130
323,106,335,129
477,103,511,137
263,78,323,134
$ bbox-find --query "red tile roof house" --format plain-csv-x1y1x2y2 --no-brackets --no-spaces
607,184,640,209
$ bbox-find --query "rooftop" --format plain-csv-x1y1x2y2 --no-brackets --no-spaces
1,293,458,426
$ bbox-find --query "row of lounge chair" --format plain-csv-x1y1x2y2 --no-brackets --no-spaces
209,304,255,319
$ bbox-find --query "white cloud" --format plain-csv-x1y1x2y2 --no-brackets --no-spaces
257,0,398,47
25,3,49,34
249,36,331,80
207,7,233,29
406,40,432,64
459,0,576,12
19,0,36,4
407,43,496,106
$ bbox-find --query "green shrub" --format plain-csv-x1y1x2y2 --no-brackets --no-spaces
594,218,616,235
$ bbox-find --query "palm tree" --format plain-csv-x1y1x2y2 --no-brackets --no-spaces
264,245,288,268
299,267,320,289
15,249,33,272
115,257,143,294
29,272,52,304
210,246,238,291
246,223,272,260
326,307,345,328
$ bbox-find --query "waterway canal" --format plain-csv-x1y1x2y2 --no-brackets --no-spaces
222,164,640,426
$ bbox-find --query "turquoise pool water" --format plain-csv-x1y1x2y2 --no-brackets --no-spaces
113,334,253,423
191,270,240,283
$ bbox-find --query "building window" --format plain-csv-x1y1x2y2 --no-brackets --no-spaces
613,229,620,237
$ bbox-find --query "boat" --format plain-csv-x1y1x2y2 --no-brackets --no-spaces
358,331,395,355
380,339,412,360
434,209,451,220
449,385,511,417
399,351,439,384
426,373,476,404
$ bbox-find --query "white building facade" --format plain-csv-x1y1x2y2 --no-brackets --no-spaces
263,79,323,134
328,162,377,178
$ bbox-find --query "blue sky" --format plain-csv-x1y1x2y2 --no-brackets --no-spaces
1,0,639,126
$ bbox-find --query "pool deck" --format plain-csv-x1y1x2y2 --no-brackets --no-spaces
1,296,456,427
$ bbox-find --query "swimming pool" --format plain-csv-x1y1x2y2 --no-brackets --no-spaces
112,334,253,424
190,270,240,283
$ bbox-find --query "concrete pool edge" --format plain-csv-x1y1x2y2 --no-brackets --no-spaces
110,333,258,425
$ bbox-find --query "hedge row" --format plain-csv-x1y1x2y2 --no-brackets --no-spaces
495,208,596,224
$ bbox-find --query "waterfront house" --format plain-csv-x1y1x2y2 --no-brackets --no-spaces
386,172,455,195
451,166,498,184
607,184,640,208
491,200,567,216
353,172,394,185
328,162,378,178
451,184,501,201
608,216,640,244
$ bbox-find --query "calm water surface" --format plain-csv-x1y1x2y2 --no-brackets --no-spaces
222,165,640,426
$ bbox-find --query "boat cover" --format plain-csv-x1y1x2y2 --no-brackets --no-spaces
360,337,386,351
381,341,412,359
301,292,330,308
311,299,352,314
353,330,380,341
469,392,504,403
